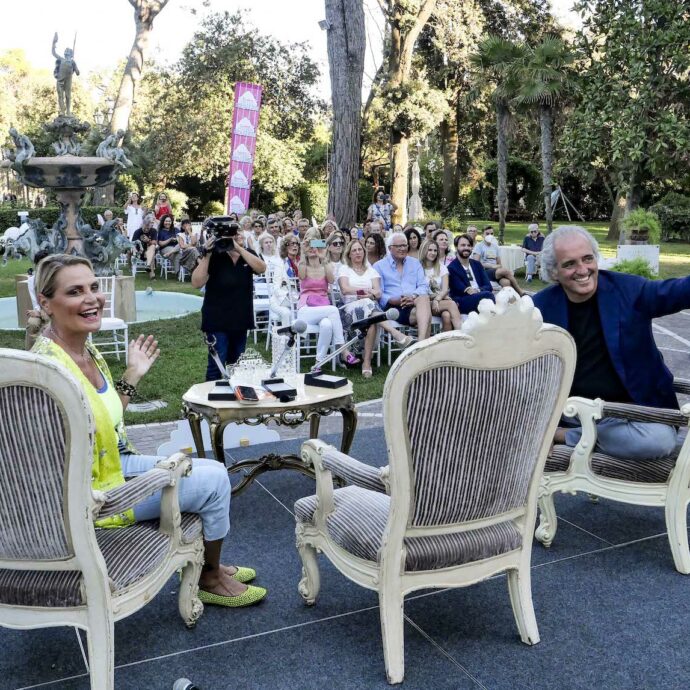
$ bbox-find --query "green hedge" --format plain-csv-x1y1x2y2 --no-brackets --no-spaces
0,206,124,231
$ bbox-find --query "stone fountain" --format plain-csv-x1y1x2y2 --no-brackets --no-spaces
1,32,133,275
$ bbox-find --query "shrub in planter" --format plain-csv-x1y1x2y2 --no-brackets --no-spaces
621,208,661,244
610,256,656,280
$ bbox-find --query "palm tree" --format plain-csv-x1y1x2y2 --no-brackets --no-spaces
514,37,573,233
470,37,524,244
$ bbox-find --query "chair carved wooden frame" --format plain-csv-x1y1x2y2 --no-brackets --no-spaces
536,381,690,574
0,349,205,689
294,290,576,684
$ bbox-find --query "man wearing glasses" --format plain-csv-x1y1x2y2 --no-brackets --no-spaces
521,223,544,283
374,232,431,340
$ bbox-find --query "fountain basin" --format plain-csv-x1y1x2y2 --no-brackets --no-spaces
0,291,202,330
19,155,118,188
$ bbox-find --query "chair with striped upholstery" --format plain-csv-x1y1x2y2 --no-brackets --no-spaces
295,290,576,684
536,389,690,573
0,349,205,690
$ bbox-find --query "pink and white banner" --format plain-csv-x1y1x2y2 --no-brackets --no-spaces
226,82,263,215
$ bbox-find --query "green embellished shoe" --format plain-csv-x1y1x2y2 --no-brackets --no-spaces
198,585,267,608
227,565,256,583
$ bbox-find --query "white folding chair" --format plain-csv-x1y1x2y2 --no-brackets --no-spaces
90,276,129,363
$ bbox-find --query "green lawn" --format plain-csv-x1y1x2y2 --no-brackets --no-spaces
1,220,688,424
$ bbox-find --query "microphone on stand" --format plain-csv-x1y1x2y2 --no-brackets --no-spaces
350,308,399,332
275,320,308,337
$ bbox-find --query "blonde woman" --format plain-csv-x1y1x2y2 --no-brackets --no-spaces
33,254,265,607
338,239,413,377
298,236,358,372
419,238,463,331
257,232,283,274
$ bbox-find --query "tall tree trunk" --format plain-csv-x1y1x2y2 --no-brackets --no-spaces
496,101,510,244
386,0,437,226
94,0,169,206
625,166,643,214
607,189,626,241
326,0,365,228
440,98,459,213
539,104,554,233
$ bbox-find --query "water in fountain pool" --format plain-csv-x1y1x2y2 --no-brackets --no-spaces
0,291,203,330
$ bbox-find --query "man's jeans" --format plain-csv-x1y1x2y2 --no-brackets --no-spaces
564,417,678,460
205,330,248,381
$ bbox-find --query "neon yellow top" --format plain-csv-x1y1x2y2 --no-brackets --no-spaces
97,376,124,430
32,335,135,528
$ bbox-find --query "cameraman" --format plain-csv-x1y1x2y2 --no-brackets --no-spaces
192,218,266,381
367,188,397,233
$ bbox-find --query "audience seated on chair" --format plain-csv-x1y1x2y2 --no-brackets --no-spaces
132,216,158,279
31,253,266,610
448,234,495,314
419,238,463,331
338,239,412,378
472,226,525,296
297,233,358,372
374,231,432,341
157,214,181,275
533,225,687,460
521,223,544,283
177,219,201,276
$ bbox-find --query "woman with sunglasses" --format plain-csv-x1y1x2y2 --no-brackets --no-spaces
298,231,359,372
246,218,265,254
279,234,300,278
419,238,463,331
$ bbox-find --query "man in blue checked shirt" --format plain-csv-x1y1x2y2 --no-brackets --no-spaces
374,232,432,340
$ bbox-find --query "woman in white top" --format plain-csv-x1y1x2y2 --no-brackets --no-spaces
258,232,283,275
419,238,463,331
325,230,346,301
124,192,144,239
338,239,413,377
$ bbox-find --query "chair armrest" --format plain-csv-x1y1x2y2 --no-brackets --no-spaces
673,378,690,395
321,446,388,494
601,401,689,427
97,453,192,519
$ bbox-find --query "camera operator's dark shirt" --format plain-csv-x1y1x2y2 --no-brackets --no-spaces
201,249,258,332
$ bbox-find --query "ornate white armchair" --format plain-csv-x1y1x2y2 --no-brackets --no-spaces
0,349,205,690
536,383,690,573
294,291,576,684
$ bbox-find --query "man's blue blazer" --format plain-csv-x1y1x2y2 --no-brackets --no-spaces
533,270,690,410
448,258,492,301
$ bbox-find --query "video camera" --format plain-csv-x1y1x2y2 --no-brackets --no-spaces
205,216,240,252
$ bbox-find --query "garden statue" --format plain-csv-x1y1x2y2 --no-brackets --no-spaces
8,128,35,168
408,159,423,221
5,31,132,275
96,130,133,169
52,33,80,117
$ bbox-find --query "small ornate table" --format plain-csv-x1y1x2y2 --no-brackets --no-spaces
182,376,357,494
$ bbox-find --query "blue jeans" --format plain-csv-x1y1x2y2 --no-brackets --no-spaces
205,330,248,381
564,418,679,461
121,454,231,541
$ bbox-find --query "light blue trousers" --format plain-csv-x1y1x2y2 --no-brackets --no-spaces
120,454,231,542
564,418,679,461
